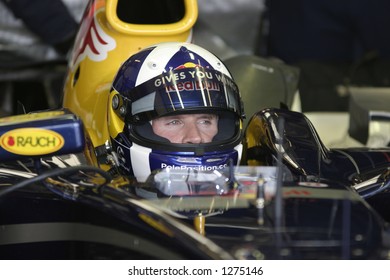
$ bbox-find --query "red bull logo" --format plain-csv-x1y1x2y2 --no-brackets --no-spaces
174,62,201,69
71,1,116,67
154,63,221,93
165,80,220,92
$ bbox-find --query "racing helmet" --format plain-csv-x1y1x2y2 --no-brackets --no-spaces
109,42,245,182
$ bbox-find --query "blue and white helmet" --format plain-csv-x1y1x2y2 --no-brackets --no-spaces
110,42,245,182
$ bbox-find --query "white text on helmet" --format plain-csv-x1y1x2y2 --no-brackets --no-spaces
154,72,186,87
161,163,228,171
154,70,214,88
215,73,237,90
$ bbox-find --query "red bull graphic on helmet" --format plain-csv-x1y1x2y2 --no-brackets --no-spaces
70,1,116,67
174,62,201,69
165,80,220,92
154,66,221,92
127,66,240,118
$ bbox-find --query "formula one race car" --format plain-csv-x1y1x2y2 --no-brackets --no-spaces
1,105,389,260
1,0,390,260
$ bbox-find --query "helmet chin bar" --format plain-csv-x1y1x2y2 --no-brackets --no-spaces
110,131,243,182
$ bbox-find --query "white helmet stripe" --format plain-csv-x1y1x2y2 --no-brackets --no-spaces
136,45,182,86
130,143,152,182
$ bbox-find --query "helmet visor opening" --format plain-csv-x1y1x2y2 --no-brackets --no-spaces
131,110,239,145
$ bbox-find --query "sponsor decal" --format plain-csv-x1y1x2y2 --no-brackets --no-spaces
284,189,312,196
298,182,329,188
161,163,228,171
71,1,116,67
0,128,64,156
153,67,236,93
175,62,200,69
165,80,220,92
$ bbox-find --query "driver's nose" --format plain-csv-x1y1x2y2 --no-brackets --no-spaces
182,124,202,144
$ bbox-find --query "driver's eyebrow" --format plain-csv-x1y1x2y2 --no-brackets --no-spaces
198,114,218,119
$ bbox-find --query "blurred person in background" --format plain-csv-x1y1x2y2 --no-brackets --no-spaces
0,0,87,116
261,0,390,112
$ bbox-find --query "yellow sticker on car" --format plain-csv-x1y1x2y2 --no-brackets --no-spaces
0,128,64,155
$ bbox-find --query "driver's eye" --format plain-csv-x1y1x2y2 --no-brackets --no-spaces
167,119,181,125
199,119,212,125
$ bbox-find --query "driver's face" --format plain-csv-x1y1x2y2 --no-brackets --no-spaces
151,113,218,143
